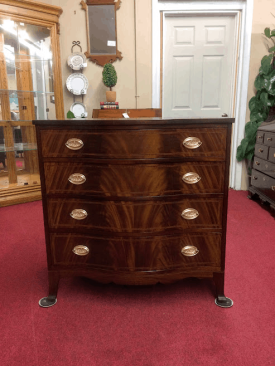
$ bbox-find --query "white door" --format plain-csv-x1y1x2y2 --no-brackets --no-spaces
163,14,238,118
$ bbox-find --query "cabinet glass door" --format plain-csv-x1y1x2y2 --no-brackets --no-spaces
0,19,56,192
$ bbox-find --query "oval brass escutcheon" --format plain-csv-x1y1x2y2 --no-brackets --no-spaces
182,137,202,149
72,245,89,256
181,245,199,257
182,172,201,184
70,209,88,220
181,208,199,220
68,173,86,185
65,138,84,150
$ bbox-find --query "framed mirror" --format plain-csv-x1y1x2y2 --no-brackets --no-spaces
80,0,122,66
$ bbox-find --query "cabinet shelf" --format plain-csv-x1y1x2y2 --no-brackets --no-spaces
0,142,37,152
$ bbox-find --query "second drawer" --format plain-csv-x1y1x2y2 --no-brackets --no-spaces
44,162,225,196
47,197,223,233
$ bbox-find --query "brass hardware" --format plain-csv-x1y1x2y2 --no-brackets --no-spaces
65,138,84,150
255,161,260,166
181,245,199,257
221,113,228,117
182,137,202,149
252,176,258,180
259,148,264,153
181,208,199,220
267,137,272,141
272,186,275,191
70,209,88,220
258,135,263,139
182,172,201,184
72,245,89,256
68,173,86,185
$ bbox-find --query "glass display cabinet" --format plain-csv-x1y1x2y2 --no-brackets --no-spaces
0,0,64,206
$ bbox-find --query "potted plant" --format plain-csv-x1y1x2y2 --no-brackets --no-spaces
102,63,117,102
236,27,275,164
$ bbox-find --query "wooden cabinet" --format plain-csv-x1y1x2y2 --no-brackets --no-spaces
248,121,275,216
33,118,234,308
0,0,64,207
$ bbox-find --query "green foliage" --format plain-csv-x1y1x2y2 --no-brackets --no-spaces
67,110,75,119
236,27,275,162
102,63,117,91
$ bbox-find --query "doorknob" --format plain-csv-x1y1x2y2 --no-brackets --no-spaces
222,113,228,117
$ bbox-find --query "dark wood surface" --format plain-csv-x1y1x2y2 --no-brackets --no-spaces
47,197,223,233
39,127,227,159
44,162,225,196
34,118,234,304
50,233,221,270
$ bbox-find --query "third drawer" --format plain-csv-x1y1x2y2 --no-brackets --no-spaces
47,197,223,233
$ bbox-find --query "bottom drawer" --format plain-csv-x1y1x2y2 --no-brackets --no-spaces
251,169,275,189
50,233,222,270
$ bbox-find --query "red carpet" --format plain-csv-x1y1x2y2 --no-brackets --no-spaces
0,190,274,366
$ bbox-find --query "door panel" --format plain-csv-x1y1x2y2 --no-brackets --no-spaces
163,14,237,118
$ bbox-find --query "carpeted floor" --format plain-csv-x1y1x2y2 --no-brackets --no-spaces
0,190,274,366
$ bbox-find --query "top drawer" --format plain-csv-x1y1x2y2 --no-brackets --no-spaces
264,132,275,147
39,128,227,160
256,131,264,144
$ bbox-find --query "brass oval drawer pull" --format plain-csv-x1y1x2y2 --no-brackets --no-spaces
267,137,272,141
182,137,202,149
182,172,201,184
73,245,89,256
181,245,199,257
68,173,86,185
255,161,260,166
272,186,275,191
181,208,199,220
252,176,258,180
65,138,84,150
70,209,88,220
258,135,263,139
259,148,264,153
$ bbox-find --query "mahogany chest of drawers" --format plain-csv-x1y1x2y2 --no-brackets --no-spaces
248,121,275,216
33,118,234,308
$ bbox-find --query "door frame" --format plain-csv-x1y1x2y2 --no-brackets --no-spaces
152,0,254,190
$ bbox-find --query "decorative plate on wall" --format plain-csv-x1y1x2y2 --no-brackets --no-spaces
66,73,89,95
70,102,88,118
67,52,87,70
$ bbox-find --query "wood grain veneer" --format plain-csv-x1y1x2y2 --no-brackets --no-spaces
44,162,225,196
50,233,222,270
33,118,234,307
40,127,227,159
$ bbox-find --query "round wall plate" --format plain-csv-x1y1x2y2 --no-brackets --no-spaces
67,52,87,70
66,73,89,95
70,102,88,118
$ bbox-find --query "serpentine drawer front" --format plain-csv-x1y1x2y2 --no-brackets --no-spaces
33,118,234,308
40,127,227,159
47,197,223,233
50,233,222,270
44,162,225,196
